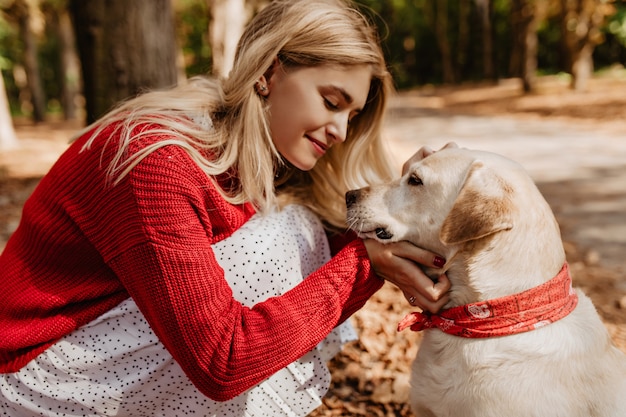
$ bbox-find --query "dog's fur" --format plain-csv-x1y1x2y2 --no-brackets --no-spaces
346,147,626,417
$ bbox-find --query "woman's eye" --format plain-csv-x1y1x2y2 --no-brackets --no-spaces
408,175,423,186
324,98,339,110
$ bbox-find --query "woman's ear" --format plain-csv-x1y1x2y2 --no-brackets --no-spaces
263,57,283,92
264,57,280,81
256,57,280,96
255,77,269,96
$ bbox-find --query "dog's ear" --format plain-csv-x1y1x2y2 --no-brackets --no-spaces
440,161,514,245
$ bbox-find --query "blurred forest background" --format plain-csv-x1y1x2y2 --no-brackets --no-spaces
1,0,626,146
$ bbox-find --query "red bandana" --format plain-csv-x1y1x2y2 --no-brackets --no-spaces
398,263,578,338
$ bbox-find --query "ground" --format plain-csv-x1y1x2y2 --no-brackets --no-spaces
1,73,625,416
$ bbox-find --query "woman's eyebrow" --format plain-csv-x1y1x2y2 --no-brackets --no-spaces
324,85,354,104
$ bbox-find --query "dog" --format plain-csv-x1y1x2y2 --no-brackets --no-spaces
346,147,626,417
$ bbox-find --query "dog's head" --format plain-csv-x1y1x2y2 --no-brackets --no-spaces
346,147,517,251
346,148,565,305
346,148,565,294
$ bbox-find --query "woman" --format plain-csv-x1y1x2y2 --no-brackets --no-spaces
0,0,449,415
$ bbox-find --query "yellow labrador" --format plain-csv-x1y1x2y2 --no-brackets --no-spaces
346,147,626,417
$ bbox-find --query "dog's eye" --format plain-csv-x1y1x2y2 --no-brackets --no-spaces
408,175,423,186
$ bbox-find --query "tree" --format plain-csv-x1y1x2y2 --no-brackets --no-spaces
209,0,248,78
41,0,80,120
69,0,178,124
0,72,18,149
510,0,539,92
456,0,472,82
435,0,455,84
560,0,608,91
6,0,46,122
475,0,496,80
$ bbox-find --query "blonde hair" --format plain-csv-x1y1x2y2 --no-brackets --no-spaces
80,0,395,230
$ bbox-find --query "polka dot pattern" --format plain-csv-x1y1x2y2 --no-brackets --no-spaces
0,205,356,416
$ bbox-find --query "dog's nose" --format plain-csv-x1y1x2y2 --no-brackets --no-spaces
345,189,360,208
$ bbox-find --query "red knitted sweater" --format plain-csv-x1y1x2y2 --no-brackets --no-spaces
0,122,382,401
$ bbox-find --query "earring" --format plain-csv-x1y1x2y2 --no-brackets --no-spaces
256,83,268,94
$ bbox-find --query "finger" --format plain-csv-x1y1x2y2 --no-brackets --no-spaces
411,270,450,302
404,289,450,314
404,291,418,306
387,241,446,269
401,145,434,175
440,141,459,151
389,261,446,302
402,143,458,175
422,292,451,314
432,273,451,300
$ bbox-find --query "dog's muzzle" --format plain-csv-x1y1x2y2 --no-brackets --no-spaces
345,189,394,240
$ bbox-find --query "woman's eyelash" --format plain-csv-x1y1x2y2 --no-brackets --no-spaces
324,98,339,110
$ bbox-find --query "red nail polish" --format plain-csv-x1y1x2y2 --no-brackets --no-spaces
434,256,446,268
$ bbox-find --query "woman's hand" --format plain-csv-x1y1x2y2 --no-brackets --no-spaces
401,142,459,175
363,239,450,313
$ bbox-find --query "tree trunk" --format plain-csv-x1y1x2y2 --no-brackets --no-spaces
43,0,82,121
512,0,538,92
70,0,178,123
508,0,524,79
435,0,455,84
456,0,471,81
209,0,247,78
511,0,547,93
475,0,495,81
0,73,19,150
522,12,538,93
571,42,595,91
560,0,606,91
13,0,46,123
56,7,81,120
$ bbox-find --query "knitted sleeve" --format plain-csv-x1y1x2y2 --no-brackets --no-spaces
97,144,383,401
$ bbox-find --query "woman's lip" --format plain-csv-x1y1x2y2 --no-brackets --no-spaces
307,136,328,155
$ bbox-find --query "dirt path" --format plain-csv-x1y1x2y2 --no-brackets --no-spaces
1,76,625,416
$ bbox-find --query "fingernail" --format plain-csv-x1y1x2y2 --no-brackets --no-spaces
433,256,446,268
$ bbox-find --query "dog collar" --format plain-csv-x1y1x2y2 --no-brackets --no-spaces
398,263,578,338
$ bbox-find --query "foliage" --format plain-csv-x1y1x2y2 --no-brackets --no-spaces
355,0,444,87
173,0,212,77
0,12,21,114
593,2,626,71
607,2,626,44
354,0,547,88
1,0,626,116
37,11,61,114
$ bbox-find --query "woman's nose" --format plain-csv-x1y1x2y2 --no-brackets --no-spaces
327,112,349,143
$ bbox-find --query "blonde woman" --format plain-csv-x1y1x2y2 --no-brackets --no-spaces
0,0,449,415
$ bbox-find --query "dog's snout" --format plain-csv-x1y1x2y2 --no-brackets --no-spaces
345,189,361,208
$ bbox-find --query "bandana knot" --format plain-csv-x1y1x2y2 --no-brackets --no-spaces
398,263,578,338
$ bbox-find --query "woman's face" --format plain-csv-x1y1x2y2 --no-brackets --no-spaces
264,64,372,171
